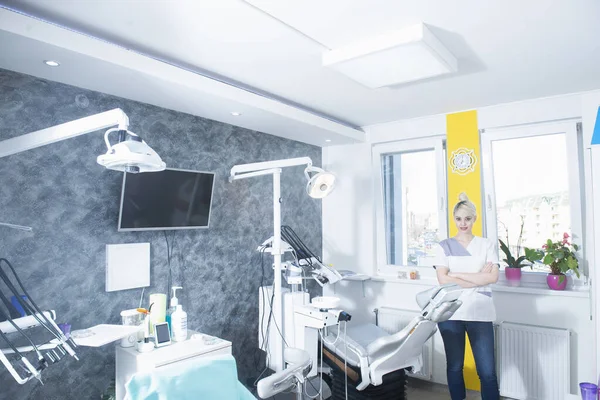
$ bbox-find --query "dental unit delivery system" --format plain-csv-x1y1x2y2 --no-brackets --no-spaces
0,258,79,384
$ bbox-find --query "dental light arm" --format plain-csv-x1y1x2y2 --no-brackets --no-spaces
229,157,313,181
0,108,128,158
0,108,165,173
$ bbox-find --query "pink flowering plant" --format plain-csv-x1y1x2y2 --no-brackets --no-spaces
524,233,580,279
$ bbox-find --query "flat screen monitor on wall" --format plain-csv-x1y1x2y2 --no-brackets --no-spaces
118,168,215,231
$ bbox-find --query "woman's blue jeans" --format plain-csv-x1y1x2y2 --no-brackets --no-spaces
438,320,500,400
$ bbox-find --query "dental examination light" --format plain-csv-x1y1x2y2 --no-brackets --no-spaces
304,165,336,199
0,108,166,173
229,157,335,373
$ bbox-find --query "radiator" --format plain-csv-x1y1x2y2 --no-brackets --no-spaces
497,322,570,400
374,306,432,380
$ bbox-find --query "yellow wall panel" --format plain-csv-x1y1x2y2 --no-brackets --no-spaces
446,110,481,391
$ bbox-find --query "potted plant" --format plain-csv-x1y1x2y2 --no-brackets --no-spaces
498,217,528,286
524,233,580,290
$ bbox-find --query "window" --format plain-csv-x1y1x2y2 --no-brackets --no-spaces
373,137,447,274
481,121,583,275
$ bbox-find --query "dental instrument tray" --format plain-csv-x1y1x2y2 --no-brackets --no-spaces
310,296,341,310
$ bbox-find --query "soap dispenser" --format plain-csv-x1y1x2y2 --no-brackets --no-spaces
166,286,182,333
171,304,188,342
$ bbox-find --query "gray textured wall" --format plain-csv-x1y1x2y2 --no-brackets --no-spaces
0,68,322,400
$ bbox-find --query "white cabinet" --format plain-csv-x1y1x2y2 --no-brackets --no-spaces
115,331,232,400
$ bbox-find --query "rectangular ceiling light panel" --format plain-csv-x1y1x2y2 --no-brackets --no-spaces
323,23,457,88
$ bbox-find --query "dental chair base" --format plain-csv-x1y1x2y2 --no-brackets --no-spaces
325,347,407,400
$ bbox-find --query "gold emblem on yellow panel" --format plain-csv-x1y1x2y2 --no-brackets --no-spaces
450,148,477,175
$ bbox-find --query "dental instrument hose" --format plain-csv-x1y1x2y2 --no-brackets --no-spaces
0,293,41,357
0,269,59,341
0,259,65,341
281,226,321,264
0,266,59,341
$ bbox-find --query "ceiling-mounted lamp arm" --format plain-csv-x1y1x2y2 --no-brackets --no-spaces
303,165,325,181
0,108,129,159
229,168,282,181
229,157,313,182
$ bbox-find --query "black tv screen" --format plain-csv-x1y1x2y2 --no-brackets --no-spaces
118,168,215,231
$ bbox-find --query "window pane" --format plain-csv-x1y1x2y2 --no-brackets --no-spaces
382,149,440,266
492,133,570,272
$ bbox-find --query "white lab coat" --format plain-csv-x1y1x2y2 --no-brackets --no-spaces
432,236,498,322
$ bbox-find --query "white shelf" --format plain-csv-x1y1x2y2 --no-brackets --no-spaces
341,274,371,282
349,276,591,298
370,276,439,286
491,282,590,298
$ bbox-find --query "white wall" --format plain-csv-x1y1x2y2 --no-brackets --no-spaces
322,91,600,394
581,91,600,379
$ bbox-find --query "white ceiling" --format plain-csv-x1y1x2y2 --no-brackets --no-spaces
1,0,600,145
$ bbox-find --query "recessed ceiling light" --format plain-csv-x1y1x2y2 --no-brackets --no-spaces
44,60,60,67
230,112,242,116
325,139,332,143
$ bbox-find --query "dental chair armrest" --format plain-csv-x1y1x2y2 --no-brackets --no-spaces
257,349,312,399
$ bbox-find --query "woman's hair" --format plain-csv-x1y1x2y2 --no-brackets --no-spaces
453,192,477,217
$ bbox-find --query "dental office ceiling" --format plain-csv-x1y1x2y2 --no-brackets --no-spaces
1,0,599,146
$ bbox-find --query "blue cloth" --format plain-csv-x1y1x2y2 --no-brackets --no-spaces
593,107,600,145
438,320,499,400
125,354,256,400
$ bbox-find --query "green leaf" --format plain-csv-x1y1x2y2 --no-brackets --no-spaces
524,247,542,262
558,275,565,285
573,244,579,251
547,239,553,248
543,254,554,265
499,239,512,259
566,257,580,278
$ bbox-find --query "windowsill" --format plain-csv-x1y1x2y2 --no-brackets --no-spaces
371,276,439,286
491,281,590,298
370,276,591,297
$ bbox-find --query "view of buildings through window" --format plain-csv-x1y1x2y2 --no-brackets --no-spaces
383,149,440,266
491,133,571,272
383,132,572,271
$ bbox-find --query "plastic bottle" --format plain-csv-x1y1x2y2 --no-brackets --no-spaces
170,304,188,342
166,286,182,334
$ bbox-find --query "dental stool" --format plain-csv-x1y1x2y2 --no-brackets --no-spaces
322,284,463,400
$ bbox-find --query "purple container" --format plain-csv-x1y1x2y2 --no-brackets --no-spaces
579,382,597,400
57,323,71,339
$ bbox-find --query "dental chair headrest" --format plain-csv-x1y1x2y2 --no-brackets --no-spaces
416,284,461,310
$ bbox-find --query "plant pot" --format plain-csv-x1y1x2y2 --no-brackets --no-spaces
547,273,567,290
504,267,522,286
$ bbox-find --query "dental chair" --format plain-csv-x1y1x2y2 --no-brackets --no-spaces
322,284,463,399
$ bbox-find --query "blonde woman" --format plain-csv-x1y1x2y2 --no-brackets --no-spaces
432,193,500,400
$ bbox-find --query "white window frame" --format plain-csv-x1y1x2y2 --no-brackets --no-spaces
481,120,585,286
373,136,448,276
